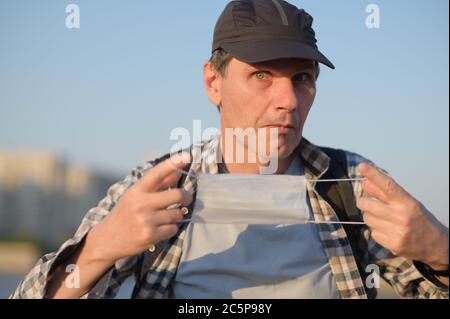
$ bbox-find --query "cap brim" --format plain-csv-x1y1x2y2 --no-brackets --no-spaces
220,39,335,69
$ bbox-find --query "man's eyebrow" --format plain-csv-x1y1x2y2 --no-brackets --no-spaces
293,63,316,72
246,61,316,72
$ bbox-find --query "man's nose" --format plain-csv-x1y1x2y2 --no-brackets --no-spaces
274,78,298,113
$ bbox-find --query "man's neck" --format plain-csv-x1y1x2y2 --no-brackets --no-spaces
221,159,295,174
219,142,296,174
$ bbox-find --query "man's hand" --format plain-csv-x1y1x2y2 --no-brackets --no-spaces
46,152,192,298
356,163,449,280
88,152,193,263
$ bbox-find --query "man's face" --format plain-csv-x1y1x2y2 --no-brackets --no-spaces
215,57,317,160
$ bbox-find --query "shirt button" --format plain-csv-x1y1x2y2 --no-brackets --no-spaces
148,244,156,252
181,207,189,215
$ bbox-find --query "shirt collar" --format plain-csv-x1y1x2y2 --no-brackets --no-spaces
197,134,330,179
295,137,331,179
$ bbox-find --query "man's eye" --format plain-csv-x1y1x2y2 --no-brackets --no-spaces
255,72,267,80
293,73,312,82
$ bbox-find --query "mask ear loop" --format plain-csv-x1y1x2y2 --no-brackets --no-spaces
305,177,367,225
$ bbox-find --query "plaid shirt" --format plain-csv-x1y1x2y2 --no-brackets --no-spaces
10,135,449,299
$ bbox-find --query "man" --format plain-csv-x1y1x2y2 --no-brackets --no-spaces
11,0,448,299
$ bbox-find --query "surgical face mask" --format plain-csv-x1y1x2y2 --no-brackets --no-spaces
180,173,365,225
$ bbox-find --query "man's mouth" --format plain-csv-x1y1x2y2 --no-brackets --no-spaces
263,124,295,134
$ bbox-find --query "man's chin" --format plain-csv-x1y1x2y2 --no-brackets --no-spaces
268,142,297,161
275,136,300,159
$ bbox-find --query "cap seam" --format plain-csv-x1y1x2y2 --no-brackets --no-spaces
271,0,289,26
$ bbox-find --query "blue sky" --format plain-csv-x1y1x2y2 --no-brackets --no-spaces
0,0,448,224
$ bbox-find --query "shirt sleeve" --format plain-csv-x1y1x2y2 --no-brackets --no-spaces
9,162,154,299
345,150,449,299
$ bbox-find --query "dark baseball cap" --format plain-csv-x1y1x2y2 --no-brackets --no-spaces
212,0,335,69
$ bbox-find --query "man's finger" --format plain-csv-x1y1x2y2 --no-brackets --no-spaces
137,152,191,192
361,179,389,203
356,197,398,223
363,211,394,234
158,170,183,191
357,162,407,202
370,230,392,250
148,188,193,210
153,224,180,242
153,209,184,226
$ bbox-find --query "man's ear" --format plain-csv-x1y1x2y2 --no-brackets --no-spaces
203,61,222,107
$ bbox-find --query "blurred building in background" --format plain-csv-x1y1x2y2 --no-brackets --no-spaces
0,151,119,252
